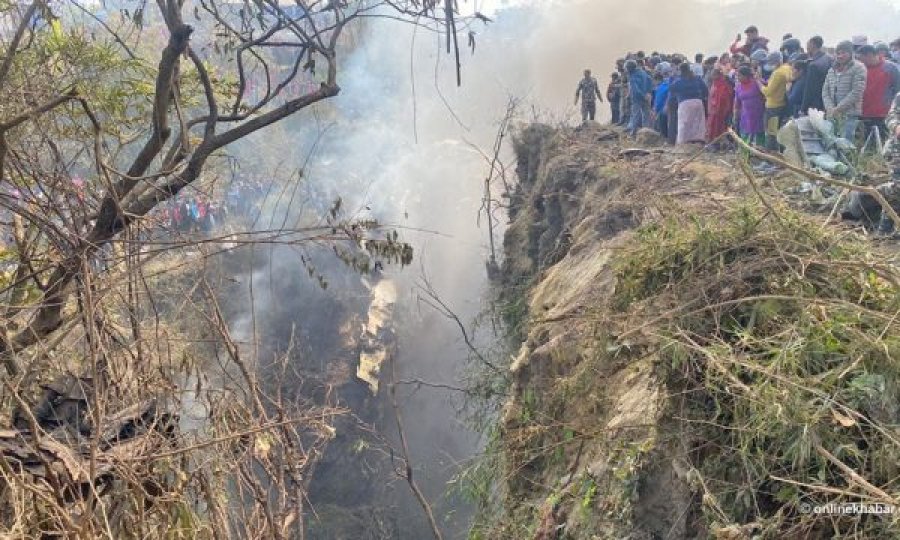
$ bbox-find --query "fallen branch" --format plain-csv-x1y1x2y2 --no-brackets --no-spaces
737,156,784,224
770,475,872,500
815,444,898,505
728,129,900,228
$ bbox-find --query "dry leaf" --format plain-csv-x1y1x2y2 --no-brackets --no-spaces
831,409,856,428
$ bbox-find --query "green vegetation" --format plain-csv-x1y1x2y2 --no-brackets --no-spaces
615,204,900,538
478,184,900,538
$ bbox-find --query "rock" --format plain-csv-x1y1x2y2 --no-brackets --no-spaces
619,148,652,158
635,128,664,146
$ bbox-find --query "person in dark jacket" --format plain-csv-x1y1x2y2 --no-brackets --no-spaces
668,62,709,144
666,56,685,144
801,35,833,115
788,59,808,117
607,73,622,125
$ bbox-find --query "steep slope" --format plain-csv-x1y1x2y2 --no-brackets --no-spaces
482,125,900,539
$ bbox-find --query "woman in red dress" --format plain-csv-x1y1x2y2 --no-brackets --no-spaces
707,67,735,148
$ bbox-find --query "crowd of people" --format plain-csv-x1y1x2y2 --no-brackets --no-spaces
574,27,900,153
152,177,267,233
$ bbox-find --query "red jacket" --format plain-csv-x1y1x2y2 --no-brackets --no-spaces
862,60,894,118
730,36,769,56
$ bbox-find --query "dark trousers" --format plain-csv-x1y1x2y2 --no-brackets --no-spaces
764,106,788,151
861,117,888,150
619,97,631,126
666,101,678,145
611,103,620,125
656,112,668,138
581,100,597,122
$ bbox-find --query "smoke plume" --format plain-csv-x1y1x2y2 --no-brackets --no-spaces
222,0,900,537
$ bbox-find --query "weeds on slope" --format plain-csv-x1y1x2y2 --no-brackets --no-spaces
616,204,900,538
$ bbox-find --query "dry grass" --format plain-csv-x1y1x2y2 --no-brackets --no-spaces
615,203,900,538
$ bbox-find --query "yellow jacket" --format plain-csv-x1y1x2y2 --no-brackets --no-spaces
761,64,792,109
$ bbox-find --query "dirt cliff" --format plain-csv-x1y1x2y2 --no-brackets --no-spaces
480,124,900,539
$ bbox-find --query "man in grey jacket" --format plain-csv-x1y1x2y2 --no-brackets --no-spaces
823,40,867,141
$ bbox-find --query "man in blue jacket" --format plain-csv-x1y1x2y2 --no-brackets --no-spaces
626,60,653,136
652,65,671,137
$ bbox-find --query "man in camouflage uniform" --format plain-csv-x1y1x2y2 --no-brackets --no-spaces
575,69,603,123
844,91,900,234
887,92,900,178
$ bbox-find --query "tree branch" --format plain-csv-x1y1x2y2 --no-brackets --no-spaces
388,353,444,540
0,1,39,91
729,129,900,228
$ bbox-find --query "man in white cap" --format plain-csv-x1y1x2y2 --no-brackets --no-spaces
823,40,868,141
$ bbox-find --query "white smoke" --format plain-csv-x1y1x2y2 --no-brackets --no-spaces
224,0,900,536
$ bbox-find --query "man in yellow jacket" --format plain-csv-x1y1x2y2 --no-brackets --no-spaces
761,51,792,150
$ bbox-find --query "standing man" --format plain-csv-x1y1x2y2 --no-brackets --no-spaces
730,26,770,56
626,59,653,136
575,69,603,123
823,40,867,142
607,73,622,125
801,35,833,115
858,45,900,143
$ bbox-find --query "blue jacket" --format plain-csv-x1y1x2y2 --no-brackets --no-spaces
629,69,653,101
654,81,670,114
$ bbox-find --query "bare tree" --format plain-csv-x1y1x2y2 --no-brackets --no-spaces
0,0,471,536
